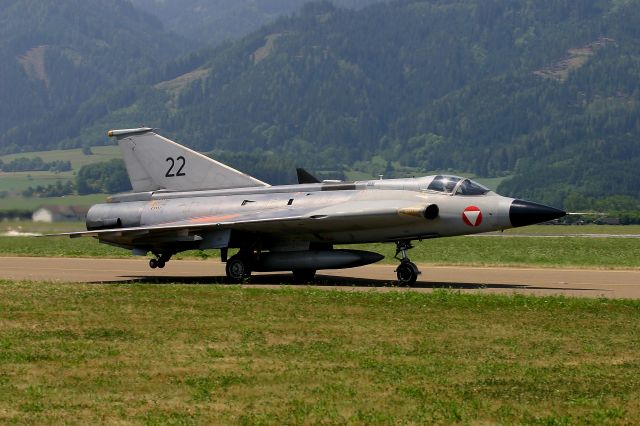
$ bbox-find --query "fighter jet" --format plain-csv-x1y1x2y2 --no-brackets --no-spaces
48,128,566,285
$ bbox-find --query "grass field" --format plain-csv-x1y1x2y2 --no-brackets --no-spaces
0,283,639,424
0,146,120,170
502,224,640,235
0,194,107,211
0,146,119,209
351,237,640,269
0,171,72,193
0,223,639,269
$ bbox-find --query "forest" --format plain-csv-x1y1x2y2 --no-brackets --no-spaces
0,0,639,210
0,0,189,151
128,0,381,45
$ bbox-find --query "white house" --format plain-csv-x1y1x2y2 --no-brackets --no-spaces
32,205,88,223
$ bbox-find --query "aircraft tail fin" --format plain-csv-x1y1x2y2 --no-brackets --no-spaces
108,128,269,192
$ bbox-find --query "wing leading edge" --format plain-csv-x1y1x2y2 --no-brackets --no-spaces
44,212,307,239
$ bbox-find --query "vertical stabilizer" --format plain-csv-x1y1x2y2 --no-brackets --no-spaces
108,128,269,192
296,168,320,184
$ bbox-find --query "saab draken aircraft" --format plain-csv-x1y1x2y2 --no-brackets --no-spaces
47,128,566,285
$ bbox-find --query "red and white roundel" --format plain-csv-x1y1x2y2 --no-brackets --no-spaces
462,206,483,227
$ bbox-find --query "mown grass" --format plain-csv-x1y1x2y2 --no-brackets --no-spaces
2,222,639,268
0,236,216,260
0,282,639,424
350,236,640,269
0,171,73,192
1,220,86,233
502,224,640,235
0,194,107,211
1,234,639,269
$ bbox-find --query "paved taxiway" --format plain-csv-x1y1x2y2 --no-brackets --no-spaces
0,256,639,298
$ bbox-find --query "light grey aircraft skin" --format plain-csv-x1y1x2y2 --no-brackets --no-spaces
48,128,566,284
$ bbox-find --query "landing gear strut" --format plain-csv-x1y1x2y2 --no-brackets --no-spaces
149,253,172,269
395,241,420,285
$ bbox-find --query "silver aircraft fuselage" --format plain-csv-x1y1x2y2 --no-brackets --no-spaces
51,128,566,284
86,176,550,251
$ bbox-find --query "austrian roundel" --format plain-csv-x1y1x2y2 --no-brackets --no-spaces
462,206,483,227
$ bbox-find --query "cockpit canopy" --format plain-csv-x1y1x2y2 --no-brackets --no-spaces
363,174,491,195
426,175,490,195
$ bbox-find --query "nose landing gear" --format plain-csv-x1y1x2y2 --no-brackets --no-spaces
149,253,172,269
395,241,420,285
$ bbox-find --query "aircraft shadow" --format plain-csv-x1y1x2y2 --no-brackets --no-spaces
101,273,604,293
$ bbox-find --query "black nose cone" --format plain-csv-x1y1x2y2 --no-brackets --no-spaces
509,199,566,228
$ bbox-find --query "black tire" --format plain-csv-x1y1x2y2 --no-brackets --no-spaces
149,258,158,269
396,261,419,286
226,255,251,283
157,259,166,269
292,269,316,283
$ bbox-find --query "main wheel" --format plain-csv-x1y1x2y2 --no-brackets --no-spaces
292,269,316,283
396,261,419,286
149,258,158,269
226,255,251,283
157,259,166,269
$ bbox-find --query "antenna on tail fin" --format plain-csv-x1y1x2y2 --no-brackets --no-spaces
108,128,269,192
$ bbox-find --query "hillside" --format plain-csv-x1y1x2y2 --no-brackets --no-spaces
2,0,640,209
128,0,381,45
0,0,190,152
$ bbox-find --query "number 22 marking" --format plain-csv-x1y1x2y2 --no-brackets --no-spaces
165,156,186,177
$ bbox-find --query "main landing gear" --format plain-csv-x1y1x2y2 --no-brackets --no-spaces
225,251,253,283
223,250,318,283
149,253,172,269
395,241,421,286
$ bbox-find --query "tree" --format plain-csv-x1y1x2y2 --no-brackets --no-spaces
76,159,131,194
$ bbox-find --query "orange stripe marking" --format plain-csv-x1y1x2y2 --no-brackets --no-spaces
189,213,240,224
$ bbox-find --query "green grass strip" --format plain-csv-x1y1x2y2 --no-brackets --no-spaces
0,282,639,424
1,233,638,269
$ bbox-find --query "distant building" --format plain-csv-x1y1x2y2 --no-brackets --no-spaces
32,205,89,222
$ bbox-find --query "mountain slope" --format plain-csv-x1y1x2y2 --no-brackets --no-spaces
5,0,640,207
0,0,189,152
128,0,382,45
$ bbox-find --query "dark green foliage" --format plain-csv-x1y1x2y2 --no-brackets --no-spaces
212,150,298,185
0,210,32,220
129,0,381,45
63,0,639,208
0,0,190,151
76,159,131,195
22,181,75,198
48,160,72,173
1,157,47,172
2,0,640,210
0,157,71,172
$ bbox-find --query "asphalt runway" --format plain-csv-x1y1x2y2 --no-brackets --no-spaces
1,256,639,299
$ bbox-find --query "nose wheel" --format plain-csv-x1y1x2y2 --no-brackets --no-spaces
395,241,420,285
149,253,172,269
